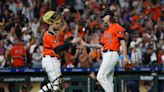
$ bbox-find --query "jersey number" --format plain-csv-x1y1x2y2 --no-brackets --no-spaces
105,32,112,44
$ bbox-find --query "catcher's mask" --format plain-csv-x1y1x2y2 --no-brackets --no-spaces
43,11,63,25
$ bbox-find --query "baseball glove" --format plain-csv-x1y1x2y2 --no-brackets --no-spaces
123,63,135,71
64,36,74,44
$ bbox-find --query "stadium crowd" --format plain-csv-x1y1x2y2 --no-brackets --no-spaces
0,0,163,68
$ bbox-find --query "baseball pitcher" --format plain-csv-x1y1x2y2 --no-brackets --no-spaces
80,9,129,92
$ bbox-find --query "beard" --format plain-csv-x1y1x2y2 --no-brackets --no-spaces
102,21,108,28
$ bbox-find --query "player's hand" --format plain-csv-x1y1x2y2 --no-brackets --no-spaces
71,37,81,44
80,39,88,47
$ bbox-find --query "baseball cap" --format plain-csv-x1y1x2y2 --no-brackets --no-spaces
101,9,114,18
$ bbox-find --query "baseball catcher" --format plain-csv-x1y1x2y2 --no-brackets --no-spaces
38,11,80,92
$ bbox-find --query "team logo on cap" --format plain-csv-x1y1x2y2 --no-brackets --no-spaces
118,30,122,34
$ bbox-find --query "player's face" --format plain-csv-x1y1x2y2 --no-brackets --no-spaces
102,15,110,23
52,19,62,29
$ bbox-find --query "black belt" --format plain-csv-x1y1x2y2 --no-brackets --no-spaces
103,49,117,53
43,55,55,57
43,55,60,59
43,55,61,59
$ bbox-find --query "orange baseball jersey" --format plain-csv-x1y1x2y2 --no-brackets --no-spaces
9,44,26,67
43,31,63,57
100,23,125,51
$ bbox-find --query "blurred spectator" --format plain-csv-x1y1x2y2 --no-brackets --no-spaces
78,47,92,68
74,0,84,13
22,0,35,21
29,18,40,39
118,49,130,67
8,82,19,92
0,55,5,68
142,48,151,66
8,0,17,15
0,40,5,55
39,1,49,17
21,83,32,92
90,33,101,68
158,80,164,92
21,27,31,47
127,81,139,92
6,27,17,45
0,40,6,68
158,49,163,66
90,49,101,68
130,46,139,65
0,0,162,68
29,38,42,67
64,46,79,68
9,40,27,68
162,51,164,66
150,51,157,64
31,46,43,68
29,39,43,55
0,86,4,92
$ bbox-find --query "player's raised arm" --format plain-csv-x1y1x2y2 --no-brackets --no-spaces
39,10,77,92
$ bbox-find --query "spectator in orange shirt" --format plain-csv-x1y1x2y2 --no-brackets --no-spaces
157,49,163,65
65,46,80,68
151,4,162,22
9,40,27,68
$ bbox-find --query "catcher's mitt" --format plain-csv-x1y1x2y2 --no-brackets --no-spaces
123,63,135,71
64,36,74,44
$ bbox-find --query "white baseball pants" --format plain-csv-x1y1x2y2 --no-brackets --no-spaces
97,51,119,92
42,55,61,82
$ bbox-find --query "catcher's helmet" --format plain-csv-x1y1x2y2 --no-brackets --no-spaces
43,11,61,25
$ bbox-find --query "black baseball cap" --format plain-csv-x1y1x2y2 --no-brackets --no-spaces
101,9,114,18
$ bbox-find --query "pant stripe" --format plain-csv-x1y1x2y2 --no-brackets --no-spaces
103,52,113,91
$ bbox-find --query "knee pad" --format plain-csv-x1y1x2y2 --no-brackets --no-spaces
52,76,63,85
58,78,64,90
52,77,64,91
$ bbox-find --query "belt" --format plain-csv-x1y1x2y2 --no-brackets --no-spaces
43,55,60,59
103,49,117,53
